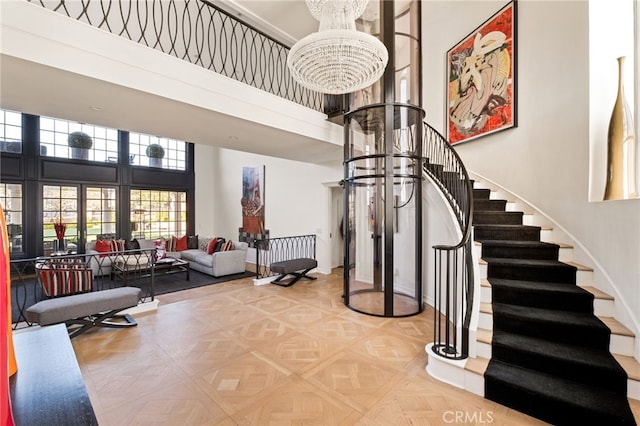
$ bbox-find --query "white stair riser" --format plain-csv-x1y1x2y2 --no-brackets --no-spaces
610,334,635,357
478,312,493,330
593,299,614,317
481,286,491,303
476,341,492,359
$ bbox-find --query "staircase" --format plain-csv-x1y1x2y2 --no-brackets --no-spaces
472,184,637,425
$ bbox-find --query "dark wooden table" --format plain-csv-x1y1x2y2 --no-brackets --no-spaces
9,324,98,426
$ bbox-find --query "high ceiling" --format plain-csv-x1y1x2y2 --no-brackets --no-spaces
1,1,346,165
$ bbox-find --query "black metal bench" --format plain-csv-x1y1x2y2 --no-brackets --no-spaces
26,287,141,338
269,258,318,287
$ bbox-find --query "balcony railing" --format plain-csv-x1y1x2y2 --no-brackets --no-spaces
28,0,324,112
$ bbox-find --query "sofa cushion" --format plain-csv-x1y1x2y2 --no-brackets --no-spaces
187,235,198,249
178,249,200,262
222,240,234,251
175,235,188,251
207,238,218,255
153,239,166,261
125,239,140,251
94,239,111,256
137,239,155,250
194,253,214,267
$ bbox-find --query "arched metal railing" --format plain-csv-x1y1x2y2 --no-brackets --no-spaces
28,0,324,112
422,122,474,360
254,234,316,279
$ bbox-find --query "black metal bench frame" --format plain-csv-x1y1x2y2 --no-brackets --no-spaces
270,258,318,287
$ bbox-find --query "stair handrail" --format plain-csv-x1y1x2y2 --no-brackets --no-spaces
422,122,474,360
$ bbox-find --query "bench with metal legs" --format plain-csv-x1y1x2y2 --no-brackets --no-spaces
270,258,318,287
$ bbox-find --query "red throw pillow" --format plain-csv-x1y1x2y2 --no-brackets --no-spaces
95,239,111,257
207,238,218,255
175,235,188,251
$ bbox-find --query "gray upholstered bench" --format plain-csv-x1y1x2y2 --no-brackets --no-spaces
26,287,141,338
270,258,318,287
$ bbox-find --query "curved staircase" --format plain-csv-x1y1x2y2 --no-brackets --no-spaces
470,181,638,425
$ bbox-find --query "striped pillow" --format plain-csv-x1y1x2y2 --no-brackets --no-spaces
37,259,93,297
222,240,234,251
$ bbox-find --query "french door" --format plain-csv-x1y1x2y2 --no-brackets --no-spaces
42,184,117,255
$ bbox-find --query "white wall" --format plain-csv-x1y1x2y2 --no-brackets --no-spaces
196,146,342,274
423,0,640,351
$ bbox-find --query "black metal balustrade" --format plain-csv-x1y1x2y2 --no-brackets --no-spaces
28,0,324,112
254,234,316,279
10,249,158,329
422,123,474,360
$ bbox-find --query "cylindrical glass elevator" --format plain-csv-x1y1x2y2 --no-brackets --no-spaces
343,103,424,316
342,0,423,317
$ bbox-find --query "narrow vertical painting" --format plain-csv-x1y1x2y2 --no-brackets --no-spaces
241,166,265,234
447,1,517,144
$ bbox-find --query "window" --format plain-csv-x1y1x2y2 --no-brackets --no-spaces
86,187,117,241
42,185,78,254
129,132,187,170
39,116,118,162
130,189,187,239
0,109,22,154
0,183,23,253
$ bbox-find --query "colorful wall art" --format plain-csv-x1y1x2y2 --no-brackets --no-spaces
447,1,517,144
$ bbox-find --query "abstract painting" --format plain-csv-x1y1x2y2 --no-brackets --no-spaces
241,166,265,235
447,1,517,144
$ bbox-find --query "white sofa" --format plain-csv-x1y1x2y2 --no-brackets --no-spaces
86,238,248,278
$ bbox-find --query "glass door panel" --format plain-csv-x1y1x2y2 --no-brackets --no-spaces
85,187,117,242
42,185,78,255
42,184,117,255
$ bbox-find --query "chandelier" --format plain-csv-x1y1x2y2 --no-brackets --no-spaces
287,0,388,95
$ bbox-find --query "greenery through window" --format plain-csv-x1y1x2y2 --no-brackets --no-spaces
0,109,22,154
40,116,118,162
42,185,78,254
0,183,23,253
130,189,187,239
129,132,187,170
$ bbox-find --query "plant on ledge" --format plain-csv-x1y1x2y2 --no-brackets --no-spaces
68,131,93,160
146,143,165,167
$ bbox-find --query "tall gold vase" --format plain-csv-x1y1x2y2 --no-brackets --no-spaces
604,56,637,200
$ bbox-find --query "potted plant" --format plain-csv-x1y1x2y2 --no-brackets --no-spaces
146,143,165,167
68,131,93,160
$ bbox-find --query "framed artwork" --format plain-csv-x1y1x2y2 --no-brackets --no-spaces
447,0,517,144
241,166,265,235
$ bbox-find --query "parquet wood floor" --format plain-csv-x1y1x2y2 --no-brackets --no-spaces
72,269,640,425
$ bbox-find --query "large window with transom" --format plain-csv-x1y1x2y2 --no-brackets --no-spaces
130,189,187,240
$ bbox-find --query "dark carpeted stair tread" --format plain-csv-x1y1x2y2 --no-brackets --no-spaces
473,211,523,225
491,330,628,394
489,278,593,307
473,188,491,199
492,302,607,330
485,360,636,425
492,302,610,349
484,258,577,284
480,240,559,249
473,199,508,211
474,224,541,242
483,257,575,269
480,240,559,260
